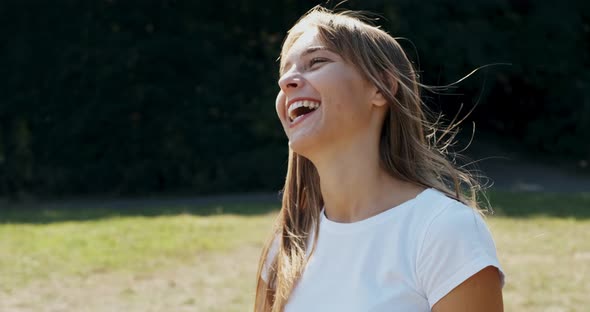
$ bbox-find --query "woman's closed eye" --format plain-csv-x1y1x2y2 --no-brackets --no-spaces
309,57,329,69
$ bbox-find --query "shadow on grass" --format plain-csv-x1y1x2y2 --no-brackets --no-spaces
0,191,589,224
486,191,590,219
0,193,282,224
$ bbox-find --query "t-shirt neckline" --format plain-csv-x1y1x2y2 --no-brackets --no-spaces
320,188,435,233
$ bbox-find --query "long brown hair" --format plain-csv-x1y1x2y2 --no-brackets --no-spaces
254,6,488,312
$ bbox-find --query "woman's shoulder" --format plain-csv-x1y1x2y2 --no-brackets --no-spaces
411,188,491,242
414,189,505,307
412,188,475,220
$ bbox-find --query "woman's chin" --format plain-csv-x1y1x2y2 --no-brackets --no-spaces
288,136,321,159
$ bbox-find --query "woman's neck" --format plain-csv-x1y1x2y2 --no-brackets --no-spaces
312,139,423,223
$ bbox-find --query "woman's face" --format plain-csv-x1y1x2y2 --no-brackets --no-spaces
276,28,386,160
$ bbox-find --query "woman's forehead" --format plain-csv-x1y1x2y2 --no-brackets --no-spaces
281,28,335,74
282,29,322,60
288,28,321,52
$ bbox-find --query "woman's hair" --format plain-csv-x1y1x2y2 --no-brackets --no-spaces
255,6,488,312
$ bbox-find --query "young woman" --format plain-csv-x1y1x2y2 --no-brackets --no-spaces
254,6,505,312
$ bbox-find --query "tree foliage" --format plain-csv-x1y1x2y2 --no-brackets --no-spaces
0,0,587,197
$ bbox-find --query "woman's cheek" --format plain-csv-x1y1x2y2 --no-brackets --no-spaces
276,91,286,121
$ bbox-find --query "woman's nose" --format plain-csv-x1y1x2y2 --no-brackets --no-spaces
278,73,304,91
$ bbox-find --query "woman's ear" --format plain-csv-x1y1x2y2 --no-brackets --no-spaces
371,79,397,107
371,88,388,107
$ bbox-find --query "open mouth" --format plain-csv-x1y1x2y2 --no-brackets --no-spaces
288,100,321,123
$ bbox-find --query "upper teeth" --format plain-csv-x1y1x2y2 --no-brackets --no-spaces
288,100,320,120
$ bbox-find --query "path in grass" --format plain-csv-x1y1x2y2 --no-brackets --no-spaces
1,244,263,312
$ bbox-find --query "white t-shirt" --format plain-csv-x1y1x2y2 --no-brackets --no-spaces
262,188,505,311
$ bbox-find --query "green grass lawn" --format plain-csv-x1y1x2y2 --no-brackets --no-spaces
0,191,588,311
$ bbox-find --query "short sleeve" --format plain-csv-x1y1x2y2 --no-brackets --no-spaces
261,234,280,283
416,202,506,309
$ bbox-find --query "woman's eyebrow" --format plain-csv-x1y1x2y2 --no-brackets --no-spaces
301,45,331,57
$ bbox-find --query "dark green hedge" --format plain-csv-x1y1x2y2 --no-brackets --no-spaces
0,0,588,197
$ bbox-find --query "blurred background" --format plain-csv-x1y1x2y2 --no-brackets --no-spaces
0,1,589,311
0,0,588,199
